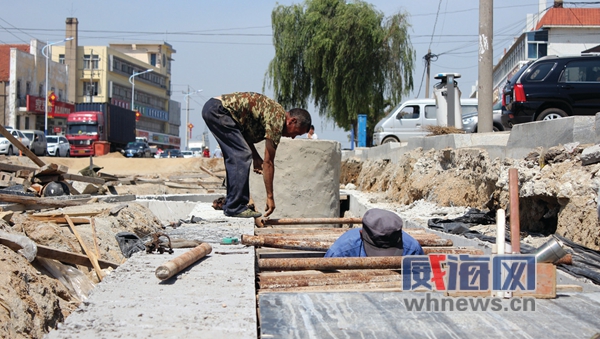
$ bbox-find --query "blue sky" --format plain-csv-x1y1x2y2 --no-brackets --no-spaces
2,0,598,149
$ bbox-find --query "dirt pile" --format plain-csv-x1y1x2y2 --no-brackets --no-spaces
341,144,600,251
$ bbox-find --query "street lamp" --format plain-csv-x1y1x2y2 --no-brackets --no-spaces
129,69,153,111
42,37,73,136
183,89,203,150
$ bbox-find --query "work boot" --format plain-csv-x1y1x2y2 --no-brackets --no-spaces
229,209,262,218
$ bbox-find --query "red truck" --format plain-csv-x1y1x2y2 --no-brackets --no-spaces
67,103,136,157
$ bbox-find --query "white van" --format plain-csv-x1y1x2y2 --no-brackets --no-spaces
372,98,478,146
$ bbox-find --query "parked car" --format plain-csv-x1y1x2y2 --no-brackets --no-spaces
462,102,508,133
21,130,47,156
0,127,30,155
502,54,600,128
372,98,479,145
181,150,194,158
123,141,152,158
46,135,71,157
159,149,184,158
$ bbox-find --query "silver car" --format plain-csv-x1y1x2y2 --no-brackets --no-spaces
46,135,71,157
462,102,509,133
0,127,31,155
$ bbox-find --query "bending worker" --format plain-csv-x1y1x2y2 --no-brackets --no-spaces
325,208,424,257
202,92,311,218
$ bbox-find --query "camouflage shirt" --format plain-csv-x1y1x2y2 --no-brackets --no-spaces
220,92,286,147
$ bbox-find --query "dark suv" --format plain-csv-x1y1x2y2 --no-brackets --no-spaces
502,55,600,127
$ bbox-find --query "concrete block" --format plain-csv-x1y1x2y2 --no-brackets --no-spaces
581,144,600,166
505,116,595,159
250,138,341,218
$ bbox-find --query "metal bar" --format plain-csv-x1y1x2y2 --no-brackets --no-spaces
254,227,428,235
259,270,402,289
509,168,521,253
422,247,483,255
261,217,363,225
258,257,404,271
242,235,452,251
155,243,212,280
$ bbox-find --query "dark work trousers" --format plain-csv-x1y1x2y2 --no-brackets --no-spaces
202,98,252,216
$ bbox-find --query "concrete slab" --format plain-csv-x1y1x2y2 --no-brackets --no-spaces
45,203,258,339
505,116,596,159
259,291,600,339
249,138,340,218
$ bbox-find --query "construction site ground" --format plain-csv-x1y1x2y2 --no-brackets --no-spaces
2,116,600,339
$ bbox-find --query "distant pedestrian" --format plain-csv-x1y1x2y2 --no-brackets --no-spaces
202,148,210,158
213,145,223,158
307,125,318,140
325,208,424,257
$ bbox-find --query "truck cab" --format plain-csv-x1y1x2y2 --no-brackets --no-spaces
66,111,104,156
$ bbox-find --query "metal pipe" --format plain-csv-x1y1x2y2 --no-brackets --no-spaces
258,256,404,271
254,227,427,235
259,270,402,289
261,217,363,226
155,243,212,280
509,168,521,253
253,233,441,242
242,235,453,251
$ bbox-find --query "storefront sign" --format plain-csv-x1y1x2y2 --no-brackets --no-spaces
26,95,75,117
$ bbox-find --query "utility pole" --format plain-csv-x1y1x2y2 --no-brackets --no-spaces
425,49,431,98
477,0,493,133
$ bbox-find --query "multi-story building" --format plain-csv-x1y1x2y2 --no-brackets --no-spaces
0,41,73,132
52,18,180,149
492,1,600,103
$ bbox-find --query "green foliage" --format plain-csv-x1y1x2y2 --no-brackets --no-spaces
265,0,415,137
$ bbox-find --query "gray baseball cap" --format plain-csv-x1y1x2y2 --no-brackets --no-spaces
361,208,404,257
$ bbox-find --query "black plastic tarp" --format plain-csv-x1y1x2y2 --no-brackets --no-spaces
427,208,600,285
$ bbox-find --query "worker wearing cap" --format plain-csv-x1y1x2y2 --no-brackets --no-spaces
325,208,424,257
202,92,312,219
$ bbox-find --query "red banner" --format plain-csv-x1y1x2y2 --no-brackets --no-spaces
26,95,75,118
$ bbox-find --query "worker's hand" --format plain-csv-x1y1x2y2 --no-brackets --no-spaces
264,197,275,217
253,157,264,174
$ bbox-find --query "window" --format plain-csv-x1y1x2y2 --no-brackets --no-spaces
58,89,63,101
425,105,437,119
150,53,157,66
59,54,65,64
16,80,21,99
39,84,44,97
461,105,478,114
559,60,600,83
83,82,99,96
525,63,555,81
83,54,99,69
25,117,29,129
526,30,548,59
26,82,31,95
398,106,419,119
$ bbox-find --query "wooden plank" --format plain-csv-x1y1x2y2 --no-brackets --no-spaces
0,125,45,167
0,193,92,207
0,236,119,269
164,182,205,189
0,162,37,173
65,215,104,281
62,173,106,185
199,165,225,179
29,215,91,224
36,163,69,175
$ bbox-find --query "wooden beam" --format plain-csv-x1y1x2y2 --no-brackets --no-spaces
0,236,119,269
65,215,104,281
0,125,45,167
0,193,91,207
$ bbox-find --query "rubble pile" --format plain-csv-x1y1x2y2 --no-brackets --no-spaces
341,143,600,251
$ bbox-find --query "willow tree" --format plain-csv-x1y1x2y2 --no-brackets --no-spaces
265,0,415,142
